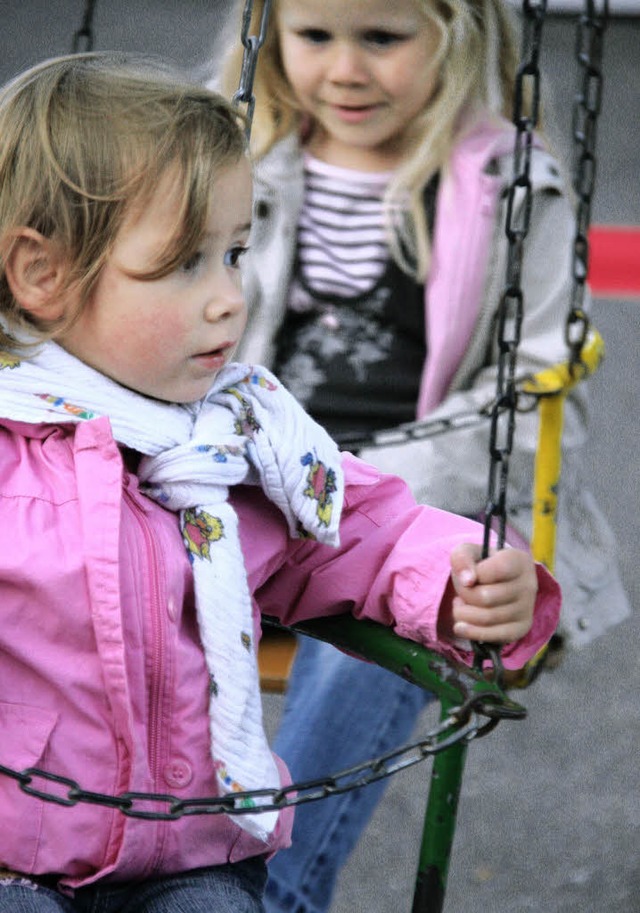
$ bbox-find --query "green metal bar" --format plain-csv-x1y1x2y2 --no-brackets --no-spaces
412,699,469,913
288,615,466,704
280,614,521,710
264,615,525,912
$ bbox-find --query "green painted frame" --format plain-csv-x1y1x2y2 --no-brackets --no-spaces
267,613,527,913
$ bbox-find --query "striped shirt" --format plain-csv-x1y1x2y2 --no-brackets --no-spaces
298,154,392,298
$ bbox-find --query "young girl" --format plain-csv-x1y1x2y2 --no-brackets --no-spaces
0,53,559,912
218,1,630,911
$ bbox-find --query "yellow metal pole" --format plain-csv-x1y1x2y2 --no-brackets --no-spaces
523,328,605,572
506,329,605,688
530,392,566,573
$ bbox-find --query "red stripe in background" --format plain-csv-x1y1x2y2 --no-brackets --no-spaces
588,226,640,297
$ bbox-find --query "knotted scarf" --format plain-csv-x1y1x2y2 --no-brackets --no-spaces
0,342,344,841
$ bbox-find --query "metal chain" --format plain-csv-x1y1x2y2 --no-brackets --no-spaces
71,0,97,53
0,688,523,821
482,0,545,559
332,379,549,452
334,407,489,450
567,0,608,370
232,0,273,138
471,0,546,676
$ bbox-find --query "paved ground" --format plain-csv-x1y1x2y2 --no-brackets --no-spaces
2,5,639,912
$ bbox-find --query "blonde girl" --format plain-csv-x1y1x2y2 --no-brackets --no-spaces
221,0,520,280
217,2,630,912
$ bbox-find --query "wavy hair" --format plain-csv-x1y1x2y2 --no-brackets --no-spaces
0,52,247,348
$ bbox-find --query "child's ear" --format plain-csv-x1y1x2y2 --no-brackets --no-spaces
4,228,70,320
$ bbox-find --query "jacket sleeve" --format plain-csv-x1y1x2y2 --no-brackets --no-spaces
235,454,561,671
358,167,589,529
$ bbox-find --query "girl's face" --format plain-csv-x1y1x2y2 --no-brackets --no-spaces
58,158,252,403
276,0,440,171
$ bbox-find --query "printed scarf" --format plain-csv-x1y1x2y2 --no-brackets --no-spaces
0,342,344,841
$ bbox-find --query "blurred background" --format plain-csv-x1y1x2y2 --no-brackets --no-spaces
1,4,638,911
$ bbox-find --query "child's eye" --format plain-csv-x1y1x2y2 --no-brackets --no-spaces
363,30,406,48
297,28,332,45
224,245,249,269
180,251,205,274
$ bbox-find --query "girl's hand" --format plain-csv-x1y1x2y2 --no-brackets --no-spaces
445,543,538,644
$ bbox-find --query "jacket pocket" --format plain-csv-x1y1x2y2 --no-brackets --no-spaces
0,701,58,872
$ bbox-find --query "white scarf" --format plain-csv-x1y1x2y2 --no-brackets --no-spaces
0,343,344,841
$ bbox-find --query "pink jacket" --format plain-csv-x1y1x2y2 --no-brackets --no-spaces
0,415,560,887
416,120,519,413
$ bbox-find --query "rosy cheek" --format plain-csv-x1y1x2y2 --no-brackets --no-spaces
123,317,185,369
149,323,190,362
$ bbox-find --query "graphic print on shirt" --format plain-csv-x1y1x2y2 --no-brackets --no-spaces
276,276,396,404
274,263,426,437
269,159,436,437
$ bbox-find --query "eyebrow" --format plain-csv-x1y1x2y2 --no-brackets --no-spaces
203,221,253,240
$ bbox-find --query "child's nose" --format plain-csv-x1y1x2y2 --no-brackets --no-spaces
204,275,245,323
327,42,368,85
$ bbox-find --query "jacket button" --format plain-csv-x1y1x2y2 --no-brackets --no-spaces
164,759,193,789
167,597,178,621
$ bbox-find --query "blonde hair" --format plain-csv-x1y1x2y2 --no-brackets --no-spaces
0,52,247,349
219,0,523,280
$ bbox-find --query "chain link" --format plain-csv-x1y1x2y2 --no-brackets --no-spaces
232,0,273,138
483,0,545,557
567,0,608,370
0,686,524,821
330,369,559,453
469,0,545,676
333,406,490,451
71,0,97,53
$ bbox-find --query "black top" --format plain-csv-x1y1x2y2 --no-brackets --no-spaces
273,177,438,438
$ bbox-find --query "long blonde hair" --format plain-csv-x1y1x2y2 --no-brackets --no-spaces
0,53,247,349
220,0,522,280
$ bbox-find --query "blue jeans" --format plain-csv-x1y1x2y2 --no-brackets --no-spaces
265,637,433,913
0,860,267,912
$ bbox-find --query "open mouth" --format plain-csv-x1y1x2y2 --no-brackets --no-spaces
192,342,234,368
330,103,380,123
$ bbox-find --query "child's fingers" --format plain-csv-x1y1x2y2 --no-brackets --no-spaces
452,597,528,627
449,542,482,588
447,544,538,644
450,544,535,593
452,574,532,609
453,618,530,643
472,547,534,586
452,596,533,643
451,597,532,642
